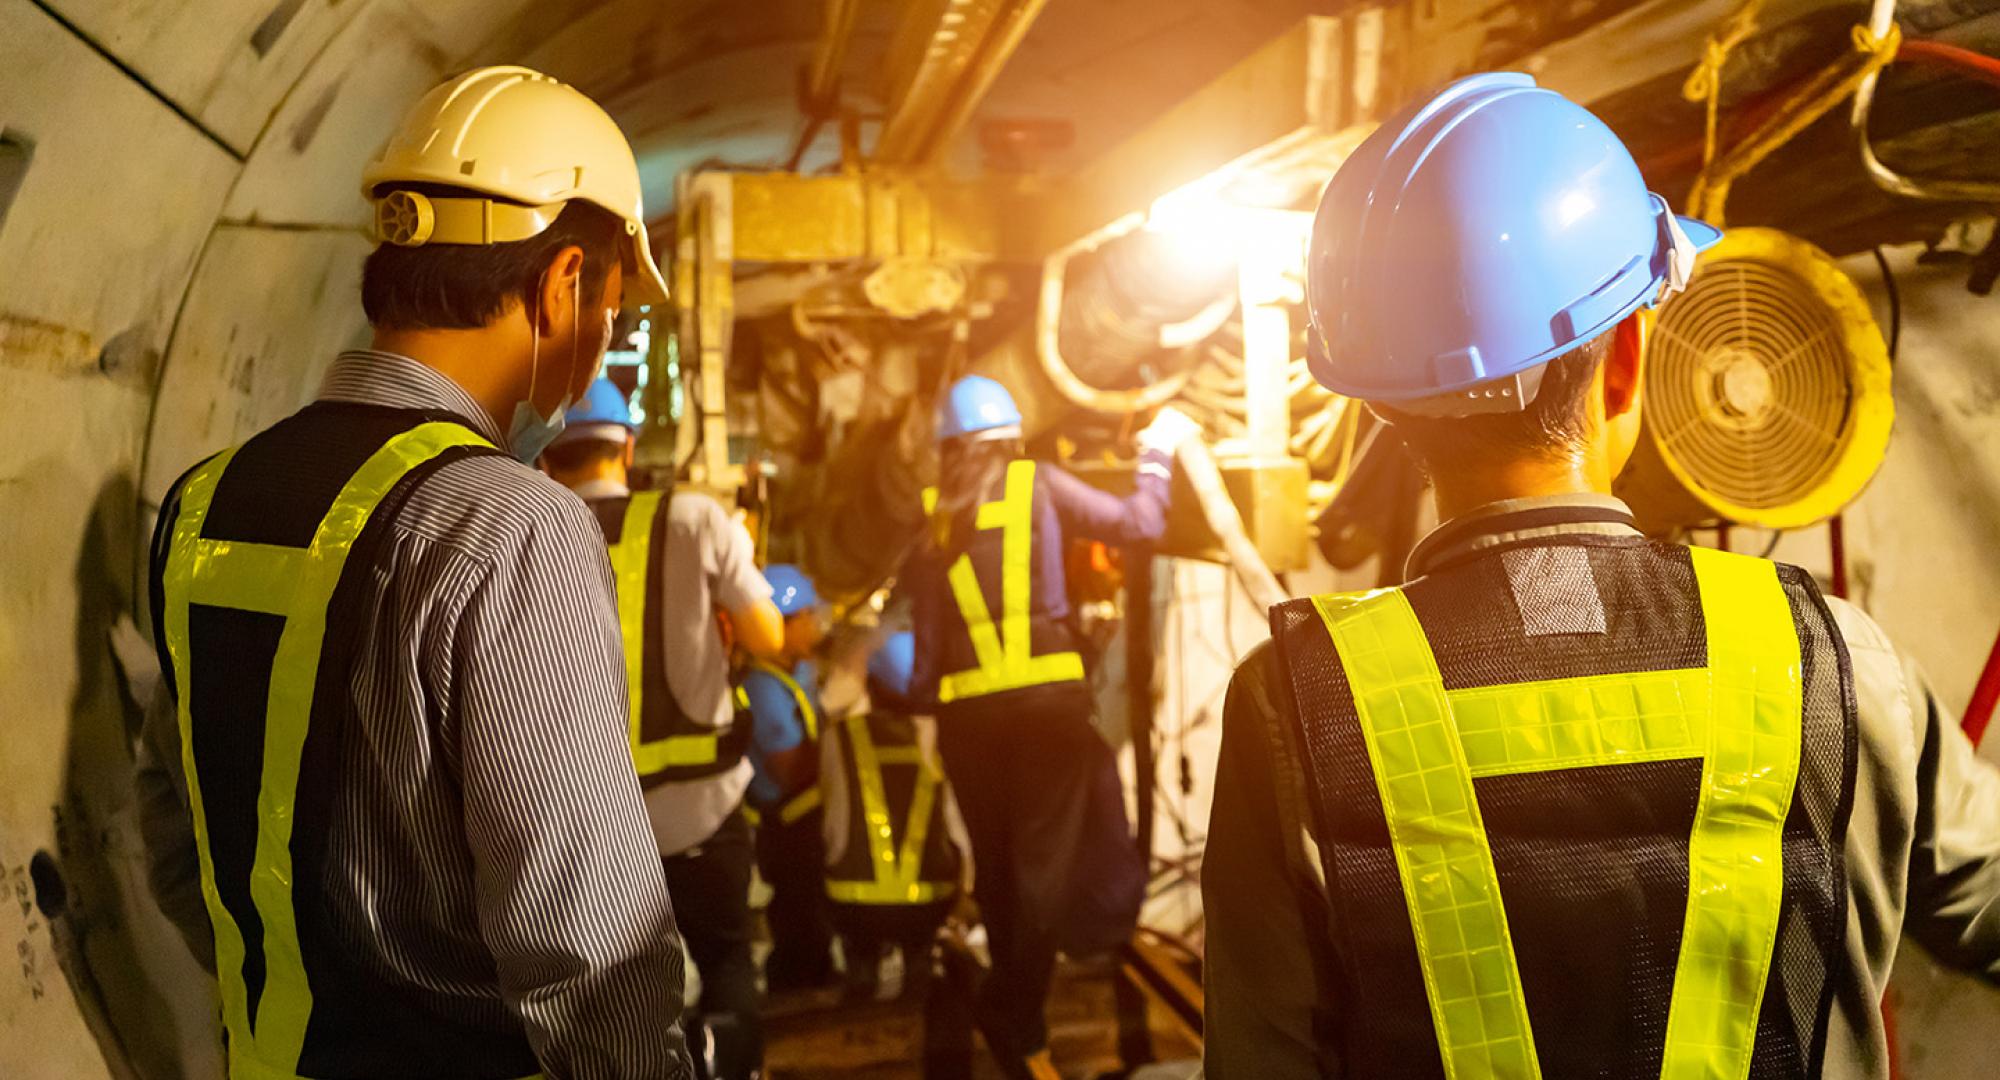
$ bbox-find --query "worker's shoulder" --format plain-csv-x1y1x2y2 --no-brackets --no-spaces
396,452,601,559
1223,638,1287,725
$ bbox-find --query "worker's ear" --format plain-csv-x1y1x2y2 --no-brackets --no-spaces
1602,311,1646,422
1600,310,1649,480
623,433,637,471
533,245,588,338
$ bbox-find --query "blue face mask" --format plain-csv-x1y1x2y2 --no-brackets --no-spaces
511,277,613,463
507,393,571,464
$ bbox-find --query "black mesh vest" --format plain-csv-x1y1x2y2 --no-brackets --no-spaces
1270,536,1858,1079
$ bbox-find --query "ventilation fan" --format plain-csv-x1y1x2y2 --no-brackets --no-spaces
1618,227,1893,531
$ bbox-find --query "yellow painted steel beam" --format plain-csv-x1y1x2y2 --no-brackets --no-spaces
715,171,1047,264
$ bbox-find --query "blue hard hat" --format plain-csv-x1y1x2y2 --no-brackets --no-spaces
764,564,818,617
936,375,1023,442
866,631,916,702
550,377,635,447
1305,72,1722,412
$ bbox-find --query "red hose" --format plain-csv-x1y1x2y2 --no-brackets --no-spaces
1897,38,2000,92
1964,626,2000,748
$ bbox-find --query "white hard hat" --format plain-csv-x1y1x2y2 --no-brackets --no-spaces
362,66,669,306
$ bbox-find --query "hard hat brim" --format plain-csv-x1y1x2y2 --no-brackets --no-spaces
628,220,671,307
548,421,633,449
1676,215,1724,253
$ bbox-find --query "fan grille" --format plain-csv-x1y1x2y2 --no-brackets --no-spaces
1648,258,1855,512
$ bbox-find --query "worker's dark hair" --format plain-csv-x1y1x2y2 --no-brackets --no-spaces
361,185,629,331
929,436,1021,557
1380,330,1613,475
540,435,627,474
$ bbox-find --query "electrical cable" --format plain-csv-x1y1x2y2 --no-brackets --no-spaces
1872,246,1901,362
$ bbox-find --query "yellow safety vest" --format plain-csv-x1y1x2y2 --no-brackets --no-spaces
737,660,823,826
922,458,1084,703
823,711,960,905
598,490,742,785
160,419,543,1080
1287,546,1822,1080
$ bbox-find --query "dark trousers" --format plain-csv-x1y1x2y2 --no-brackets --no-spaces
831,897,953,998
753,807,835,990
661,809,760,1078
936,681,1142,1062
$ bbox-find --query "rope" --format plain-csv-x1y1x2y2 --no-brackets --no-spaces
1682,0,1767,169
1687,15,1903,224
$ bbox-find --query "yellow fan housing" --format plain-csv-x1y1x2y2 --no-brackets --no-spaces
1628,227,1893,530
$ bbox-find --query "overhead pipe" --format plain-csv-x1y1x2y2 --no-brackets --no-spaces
873,0,1052,166
785,0,866,170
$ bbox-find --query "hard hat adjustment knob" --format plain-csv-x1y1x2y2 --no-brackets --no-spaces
376,190,436,246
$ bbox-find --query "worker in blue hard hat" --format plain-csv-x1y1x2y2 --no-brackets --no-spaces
1202,73,2000,1080
820,630,965,1003
906,373,1200,1079
544,376,787,1080
738,563,838,993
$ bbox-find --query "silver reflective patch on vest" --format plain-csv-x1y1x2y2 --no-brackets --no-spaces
1504,546,1606,636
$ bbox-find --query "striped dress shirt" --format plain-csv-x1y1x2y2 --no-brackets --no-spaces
143,350,692,1079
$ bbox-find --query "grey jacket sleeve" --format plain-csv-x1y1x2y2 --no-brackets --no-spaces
1902,658,2000,979
1202,642,1342,1079
1834,597,2000,983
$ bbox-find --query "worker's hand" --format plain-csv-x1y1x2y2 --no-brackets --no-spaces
1137,406,1202,455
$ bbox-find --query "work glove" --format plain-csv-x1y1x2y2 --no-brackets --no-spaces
1136,406,1202,456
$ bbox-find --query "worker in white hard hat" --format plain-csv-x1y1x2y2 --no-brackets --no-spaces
1202,73,2000,1080
141,67,691,1079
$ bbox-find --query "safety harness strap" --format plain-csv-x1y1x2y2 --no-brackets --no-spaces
163,422,492,1077
930,460,1084,702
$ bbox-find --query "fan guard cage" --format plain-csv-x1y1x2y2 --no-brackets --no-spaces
1643,227,1893,529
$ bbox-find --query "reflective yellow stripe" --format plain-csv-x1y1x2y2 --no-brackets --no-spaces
1313,589,1542,1080
778,786,822,824
608,491,719,777
1450,668,1711,779
936,460,1084,702
164,450,254,1056
1661,548,1801,1079
165,423,491,1075
827,714,956,905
